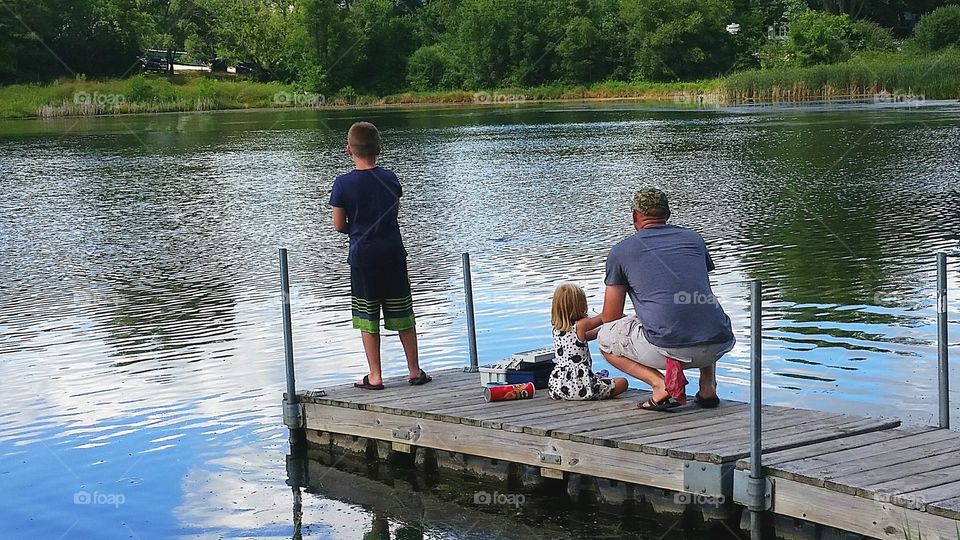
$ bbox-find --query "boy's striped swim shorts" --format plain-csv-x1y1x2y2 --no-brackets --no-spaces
350,260,416,334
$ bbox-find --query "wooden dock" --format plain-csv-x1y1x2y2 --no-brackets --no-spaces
296,368,960,539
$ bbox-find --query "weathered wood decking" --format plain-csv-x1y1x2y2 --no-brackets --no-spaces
297,368,960,539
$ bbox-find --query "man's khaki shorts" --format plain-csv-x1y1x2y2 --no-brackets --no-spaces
597,316,735,370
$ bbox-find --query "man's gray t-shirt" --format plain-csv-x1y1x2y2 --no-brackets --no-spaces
604,224,733,349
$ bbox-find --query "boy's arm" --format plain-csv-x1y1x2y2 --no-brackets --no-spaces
575,314,605,342
332,206,348,234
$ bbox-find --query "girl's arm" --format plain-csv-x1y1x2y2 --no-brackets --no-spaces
575,314,605,342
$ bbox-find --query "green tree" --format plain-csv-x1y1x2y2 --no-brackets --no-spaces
621,0,736,81
351,0,418,94
909,5,960,52
557,16,603,83
406,44,461,90
789,9,854,65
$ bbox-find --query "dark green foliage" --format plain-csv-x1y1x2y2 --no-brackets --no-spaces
909,5,960,52
761,8,894,68
0,0,956,94
621,0,736,81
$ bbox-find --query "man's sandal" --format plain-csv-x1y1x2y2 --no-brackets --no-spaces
694,392,720,408
638,396,680,411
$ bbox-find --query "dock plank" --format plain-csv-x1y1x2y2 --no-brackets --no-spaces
782,430,960,487
928,496,960,520
857,459,960,500
735,427,933,473
557,403,751,445
695,416,901,463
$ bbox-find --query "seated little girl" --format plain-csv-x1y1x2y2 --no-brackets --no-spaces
548,283,628,401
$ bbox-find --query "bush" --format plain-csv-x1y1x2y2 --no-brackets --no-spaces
406,44,462,90
788,10,855,66
849,20,895,53
910,5,960,53
766,10,895,69
621,0,735,81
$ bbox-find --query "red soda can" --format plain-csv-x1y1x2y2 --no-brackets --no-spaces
483,382,535,402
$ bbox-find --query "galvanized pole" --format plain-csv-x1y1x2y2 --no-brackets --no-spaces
463,253,479,372
749,279,764,539
937,252,950,429
280,248,304,442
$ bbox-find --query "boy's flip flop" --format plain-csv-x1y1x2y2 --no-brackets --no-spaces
354,375,384,390
408,370,432,386
694,392,720,408
638,396,680,412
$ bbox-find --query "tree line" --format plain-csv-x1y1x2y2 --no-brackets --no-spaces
1,0,958,93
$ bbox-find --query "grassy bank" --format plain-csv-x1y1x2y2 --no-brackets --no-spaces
0,76,723,119
723,49,960,102
1,51,958,119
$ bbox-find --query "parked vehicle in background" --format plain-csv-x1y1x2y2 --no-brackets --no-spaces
141,56,168,73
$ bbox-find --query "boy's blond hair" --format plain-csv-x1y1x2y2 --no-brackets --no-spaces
347,122,381,159
551,283,588,332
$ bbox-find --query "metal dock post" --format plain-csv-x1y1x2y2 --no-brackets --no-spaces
748,279,771,539
280,248,304,445
463,252,479,372
937,252,950,429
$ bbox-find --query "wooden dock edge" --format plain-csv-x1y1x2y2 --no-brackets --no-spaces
733,471,960,540
302,401,687,493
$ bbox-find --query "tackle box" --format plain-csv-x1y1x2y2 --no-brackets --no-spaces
478,347,556,389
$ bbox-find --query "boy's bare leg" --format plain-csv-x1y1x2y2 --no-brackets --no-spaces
698,364,718,399
360,331,383,385
602,351,667,401
398,327,420,378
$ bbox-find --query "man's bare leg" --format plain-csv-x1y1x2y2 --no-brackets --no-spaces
398,327,420,379
360,331,383,385
602,351,668,401
698,363,718,399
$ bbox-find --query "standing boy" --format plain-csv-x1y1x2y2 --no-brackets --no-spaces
330,122,431,389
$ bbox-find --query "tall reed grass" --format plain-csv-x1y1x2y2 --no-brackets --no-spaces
723,50,960,103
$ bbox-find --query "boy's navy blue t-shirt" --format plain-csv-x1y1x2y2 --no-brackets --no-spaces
329,166,407,267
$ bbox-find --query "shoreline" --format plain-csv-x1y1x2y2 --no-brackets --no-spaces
3,49,960,121
3,90,957,123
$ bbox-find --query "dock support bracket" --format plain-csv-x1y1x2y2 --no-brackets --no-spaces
733,469,774,511
682,461,734,497
539,452,561,466
392,426,419,442
282,398,303,429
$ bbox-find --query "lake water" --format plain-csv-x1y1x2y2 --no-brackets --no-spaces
1,102,959,539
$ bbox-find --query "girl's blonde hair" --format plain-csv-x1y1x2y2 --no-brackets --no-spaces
551,283,588,332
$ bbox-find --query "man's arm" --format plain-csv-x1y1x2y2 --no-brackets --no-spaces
600,285,627,323
332,206,348,234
